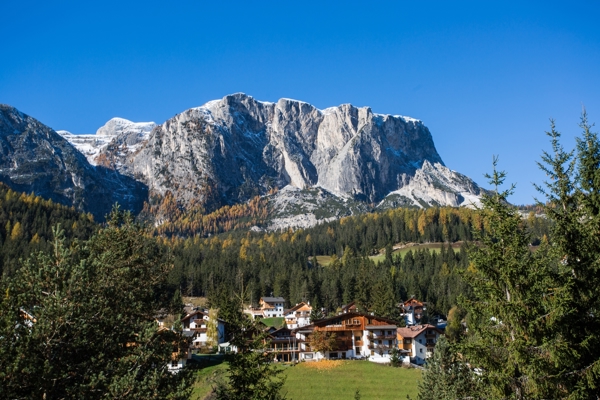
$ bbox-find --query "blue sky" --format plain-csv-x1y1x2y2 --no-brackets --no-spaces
2,1,599,204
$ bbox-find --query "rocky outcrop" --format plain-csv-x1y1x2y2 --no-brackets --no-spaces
108,93,452,210
0,105,148,221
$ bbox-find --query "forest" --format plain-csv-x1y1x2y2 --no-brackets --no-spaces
0,179,552,320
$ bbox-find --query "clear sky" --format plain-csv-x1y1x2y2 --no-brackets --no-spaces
2,1,599,205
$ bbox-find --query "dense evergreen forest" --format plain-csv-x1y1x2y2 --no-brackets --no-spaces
167,206,551,318
0,183,98,277
0,181,551,319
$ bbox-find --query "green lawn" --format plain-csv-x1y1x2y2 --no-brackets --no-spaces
260,317,285,328
192,359,421,400
283,361,420,400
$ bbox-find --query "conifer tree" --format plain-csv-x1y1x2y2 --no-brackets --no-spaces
0,209,192,399
416,336,480,400
458,157,555,399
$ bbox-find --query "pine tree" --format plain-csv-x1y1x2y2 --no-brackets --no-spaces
0,210,192,399
416,336,480,400
215,295,286,400
535,113,600,397
458,157,556,399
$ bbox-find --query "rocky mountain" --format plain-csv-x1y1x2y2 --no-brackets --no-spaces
0,105,148,221
2,94,484,230
57,118,156,166
90,93,481,215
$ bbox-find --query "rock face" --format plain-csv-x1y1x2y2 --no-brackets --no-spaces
103,93,466,210
5,93,484,228
57,118,156,166
0,105,148,221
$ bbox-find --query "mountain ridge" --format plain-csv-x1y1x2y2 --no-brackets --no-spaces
1,95,485,230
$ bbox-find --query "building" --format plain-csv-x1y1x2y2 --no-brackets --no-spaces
397,324,443,365
245,296,286,319
401,297,426,326
294,312,398,363
266,326,302,362
284,301,312,329
181,309,226,350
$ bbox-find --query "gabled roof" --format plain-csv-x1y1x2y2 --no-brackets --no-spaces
285,301,312,314
181,309,225,323
181,310,208,322
261,297,285,303
340,301,356,312
403,298,424,307
397,324,442,338
295,312,399,332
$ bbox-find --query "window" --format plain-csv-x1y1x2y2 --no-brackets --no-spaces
305,353,313,359
355,336,361,342
172,360,178,367
420,349,423,353
418,339,422,344
404,339,412,344
330,352,338,359
388,330,392,335
355,346,360,354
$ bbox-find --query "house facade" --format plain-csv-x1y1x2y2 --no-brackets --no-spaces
402,297,426,326
181,310,226,349
284,301,312,329
245,296,286,319
294,312,398,363
397,324,443,365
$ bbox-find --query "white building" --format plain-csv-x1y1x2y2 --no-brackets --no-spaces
245,297,287,319
284,301,312,329
397,324,443,365
181,309,226,349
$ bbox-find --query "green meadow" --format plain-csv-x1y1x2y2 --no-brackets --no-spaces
192,359,421,400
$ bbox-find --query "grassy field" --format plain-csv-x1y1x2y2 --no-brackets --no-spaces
315,242,464,266
260,317,285,328
283,360,420,399
192,359,421,400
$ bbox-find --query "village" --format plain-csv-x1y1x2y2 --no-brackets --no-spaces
165,296,445,372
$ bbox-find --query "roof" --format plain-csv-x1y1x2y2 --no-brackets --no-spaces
296,312,399,332
366,324,397,330
181,310,208,322
397,324,442,338
403,298,424,307
285,301,312,314
181,309,225,323
261,297,285,303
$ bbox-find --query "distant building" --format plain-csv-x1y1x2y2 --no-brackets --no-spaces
397,324,443,365
401,297,426,326
284,301,312,329
245,297,286,319
181,309,226,349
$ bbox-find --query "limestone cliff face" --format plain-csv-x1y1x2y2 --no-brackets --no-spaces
0,105,148,221
115,93,454,209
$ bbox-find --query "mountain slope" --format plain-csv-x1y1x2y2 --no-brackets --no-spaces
100,93,472,211
0,105,148,221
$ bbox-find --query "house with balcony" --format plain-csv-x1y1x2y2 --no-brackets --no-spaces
266,326,304,362
181,309,226,350
293,312,398,363
284,301,312,329
397,324,443,365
